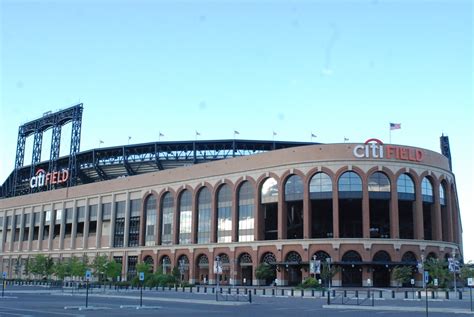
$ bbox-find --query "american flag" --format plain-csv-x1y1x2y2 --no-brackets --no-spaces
390,123,401,130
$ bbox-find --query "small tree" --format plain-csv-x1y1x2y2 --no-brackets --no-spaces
105,260,122,282
69,256,88,280
172,266,180,286
320,261,338,288
255,263,275,285
53,261,69,280
425,258,450,288
392,265,413,287
27,255,54,279
92,255,109,282
460,262,474,284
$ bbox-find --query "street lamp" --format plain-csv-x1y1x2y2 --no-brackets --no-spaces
179,259,185,286
214,256,222,300
452,249,457,293
326,257,332,290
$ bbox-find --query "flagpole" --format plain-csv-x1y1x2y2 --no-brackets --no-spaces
389,127,392,144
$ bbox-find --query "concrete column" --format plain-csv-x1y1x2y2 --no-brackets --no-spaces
432,179,442,241
47,207,54,250
37,208,45,250
332,183,340,238
303,182,311,239
231,189,238,242
27,211,34,251
414,182,424,240
390,187,399,239
254,193,262,241
278,182,287,240
156,194,162,246
71,204,78,249
362,179,370,239
59,202,66,250
123,192,131,247
18,210,25,252
9,213,16,252
83,200,90,249
96,197,103,249
445,185,454,242
210,192,217,243
109,195,117,248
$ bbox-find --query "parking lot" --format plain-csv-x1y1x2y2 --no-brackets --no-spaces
0,285,473,316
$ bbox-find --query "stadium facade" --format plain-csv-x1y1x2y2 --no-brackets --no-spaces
0,134,462,287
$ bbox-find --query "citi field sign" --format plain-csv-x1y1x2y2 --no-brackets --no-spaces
29,168,69,189
353,138,424,162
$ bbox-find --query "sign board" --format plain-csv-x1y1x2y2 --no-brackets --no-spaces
2,272,6,279
410,279,415,285
85,270,92,281
139,272,145,281
367,278,371,286
434,278,438,287
353,138,424,162
424,271,429,284
417,261,423,273
310,260,321,274
213,262,222,274
468,278,473,287
448,258,460,273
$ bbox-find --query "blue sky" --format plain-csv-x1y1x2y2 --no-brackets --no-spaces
1,0,472,259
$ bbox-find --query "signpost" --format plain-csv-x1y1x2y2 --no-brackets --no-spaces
85,270,91,308
214,256,222,301
468,278,473,312
2,272,6,298
424,270,429,317
411,278,415,299
139,272,145,307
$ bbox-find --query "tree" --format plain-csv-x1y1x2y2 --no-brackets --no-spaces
105,260,122,282
172,266,180,286
460,262,474,283
69,256,88,279
425,258,450,288
27,255,54,279
320,261,338,288
53,261,69,280
92,255,109,282
255,263,275,285
392,265,413,287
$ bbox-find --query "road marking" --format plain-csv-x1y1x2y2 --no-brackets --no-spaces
0,305,84,316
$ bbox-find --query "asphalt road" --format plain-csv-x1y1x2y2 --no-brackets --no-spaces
0,286,472,316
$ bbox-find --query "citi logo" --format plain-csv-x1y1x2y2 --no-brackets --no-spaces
29,168,69,189
353,138,423,162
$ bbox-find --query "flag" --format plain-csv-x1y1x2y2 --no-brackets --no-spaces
159,132,164,137
195,131,201,136
234,130,240,135
344,137,349,142
390,123,401,130
99,140,104,144
311,133,317,138
273,131,277,136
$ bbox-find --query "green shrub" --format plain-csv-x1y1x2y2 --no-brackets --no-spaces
299,277,320,289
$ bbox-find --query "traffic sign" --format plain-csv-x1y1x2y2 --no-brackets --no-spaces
424,271,429,284
468,278,473,286
2,272,6,279
410,279,415,285
139,272,145,281
434,278,438,287
85,270,91,281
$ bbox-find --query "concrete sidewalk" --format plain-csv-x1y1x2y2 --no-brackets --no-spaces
323,304,474,314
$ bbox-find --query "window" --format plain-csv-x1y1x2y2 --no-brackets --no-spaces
309,172,332,199
238,182,254,242
338,171,362,192
421,177,434,203
197,188,211,244
88,205,98,236
261,178,278,203
179,190,192,245
439,184,446,206
397,173,415,202
128,199,141,247
217,184,232,243
368,172,391,193
161,192,174,245
145,196,157,246
113,201,126,247
285,175,304,201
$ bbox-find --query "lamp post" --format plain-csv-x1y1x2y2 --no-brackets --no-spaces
179,259,185,286
452,249,457,293
214,256,222,301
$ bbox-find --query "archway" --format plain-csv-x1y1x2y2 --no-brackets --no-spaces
341,251,362,287
372,251,391,287
285,251,302,286
239,253,253,286
196,254,209,284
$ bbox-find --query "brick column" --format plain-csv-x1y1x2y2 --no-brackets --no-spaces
362,179,370,239
390,187,399,239
414,182,424,240
303,182,311,239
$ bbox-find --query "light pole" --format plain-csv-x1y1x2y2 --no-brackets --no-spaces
215,256,222,301
452,249,457,293
326,257,332,289
179,259,185,286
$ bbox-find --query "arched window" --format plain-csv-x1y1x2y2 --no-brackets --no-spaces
198,254,209,268
144,195,157,246
239,253,253,266
373,251,391,263
261,252,276,264
161,255,171,274
238,181,254,242
178,254,189,272
338,171,362,193
179,190,192,244
285,251,302,264
313,251,330,261
368,172,391,193
341,251,362,263
161,192,174,245
309,172,332,199
143,255,154,272
401,251,417,264
218,253,230,269
261,178,278,203
285,175,304,201
421,177,434,203
397,174,415,200
439,183,446,206
197,187,211,244
217,184,232,243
